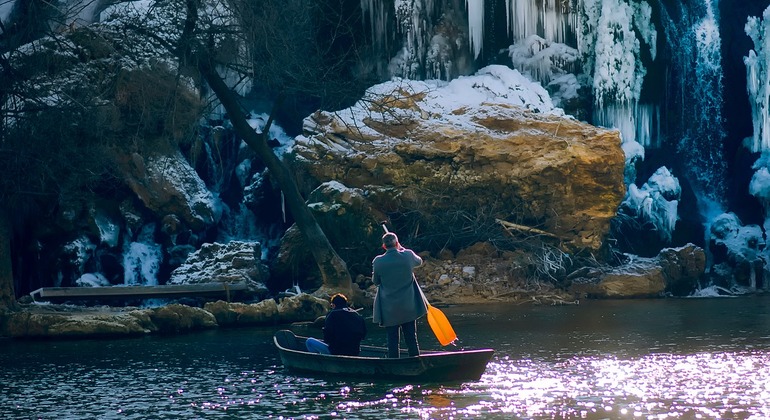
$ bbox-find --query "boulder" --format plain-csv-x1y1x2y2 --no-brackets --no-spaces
272,182,388,291
568,244,707,298
202,295,329,327
147,304,218,333
118,150,218,231
277,294,330,323
659,244,706,296
0,296,332,339
707,213,765,290
204,299,279,327
575,261,667,298
169,241,270,298
288,66,625,256
0,305,219,338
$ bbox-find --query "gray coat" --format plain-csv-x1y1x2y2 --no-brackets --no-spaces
371,248,428,327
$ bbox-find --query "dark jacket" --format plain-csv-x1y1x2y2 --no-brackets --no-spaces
372,248,428,327
323,307,367,356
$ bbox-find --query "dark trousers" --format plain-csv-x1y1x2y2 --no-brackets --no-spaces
386,320,419,358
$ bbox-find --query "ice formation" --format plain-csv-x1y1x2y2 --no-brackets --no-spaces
123,224,162,286
619,167,681,242
745,6,770,153
746,7,770,234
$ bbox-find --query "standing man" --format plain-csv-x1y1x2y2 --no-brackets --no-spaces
372,232,428,358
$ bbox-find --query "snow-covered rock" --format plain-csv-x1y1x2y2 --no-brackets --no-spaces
168,241,269,298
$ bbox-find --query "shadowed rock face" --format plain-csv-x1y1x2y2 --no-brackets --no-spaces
290,90,625,255
119,151,218,231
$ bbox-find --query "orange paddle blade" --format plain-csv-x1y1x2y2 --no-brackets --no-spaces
426,304,457,346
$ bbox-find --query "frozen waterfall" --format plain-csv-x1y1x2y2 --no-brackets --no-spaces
746,6,770,231
745,5,770,154
123,224,162,286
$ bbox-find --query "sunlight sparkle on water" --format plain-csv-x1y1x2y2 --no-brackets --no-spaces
336,351,769,419
450,350,770,419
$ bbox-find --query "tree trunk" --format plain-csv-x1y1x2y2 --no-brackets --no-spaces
0,210,18,311
196,55,353,295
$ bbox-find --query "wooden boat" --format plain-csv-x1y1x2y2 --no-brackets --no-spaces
273,329,494,382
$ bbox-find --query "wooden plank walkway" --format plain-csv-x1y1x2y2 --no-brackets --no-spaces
30,283,249,303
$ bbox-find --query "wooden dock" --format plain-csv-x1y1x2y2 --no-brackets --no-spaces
29,283,249,303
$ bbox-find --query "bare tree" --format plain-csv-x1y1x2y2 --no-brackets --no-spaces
176,0,358,296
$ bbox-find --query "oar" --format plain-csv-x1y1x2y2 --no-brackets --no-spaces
381,223,458,346
426,301,457,346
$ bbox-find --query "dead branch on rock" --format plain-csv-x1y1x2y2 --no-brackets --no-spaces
496,218,558,239
528,294,579,305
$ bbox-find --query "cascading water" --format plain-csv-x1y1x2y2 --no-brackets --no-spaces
660,0,727,207
209,113,295,260
123,223,162,286
645,0,729,269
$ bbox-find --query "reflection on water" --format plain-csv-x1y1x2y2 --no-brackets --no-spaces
474,352,770,419
2,297,770,419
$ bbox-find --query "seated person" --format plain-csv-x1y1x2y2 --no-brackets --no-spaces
305,293,367,356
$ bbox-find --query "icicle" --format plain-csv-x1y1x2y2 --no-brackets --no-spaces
620,167,681,242
361,0,389,53
505,0,573,44
466,0,484,58
593,103,658,148
281,190,286,223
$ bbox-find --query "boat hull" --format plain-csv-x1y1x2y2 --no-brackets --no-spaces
274,330,494,382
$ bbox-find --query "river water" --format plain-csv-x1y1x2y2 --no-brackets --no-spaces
3,297,770,419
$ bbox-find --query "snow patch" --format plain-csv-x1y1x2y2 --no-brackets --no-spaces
76,273,111,287
92,210,120,248
313,64,563,141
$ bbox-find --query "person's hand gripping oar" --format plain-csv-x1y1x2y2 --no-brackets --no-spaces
381,223,458,346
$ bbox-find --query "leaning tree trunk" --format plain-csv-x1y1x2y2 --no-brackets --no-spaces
0,209,18,311
195,55,353,295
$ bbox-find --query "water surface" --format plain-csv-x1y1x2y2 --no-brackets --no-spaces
3,297,770,419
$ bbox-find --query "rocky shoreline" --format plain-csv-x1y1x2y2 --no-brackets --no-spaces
1,242,712,340
0,293,330,339
0,286,564,340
